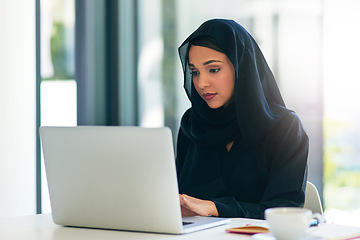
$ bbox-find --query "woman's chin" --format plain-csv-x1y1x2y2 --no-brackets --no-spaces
207,103,224,109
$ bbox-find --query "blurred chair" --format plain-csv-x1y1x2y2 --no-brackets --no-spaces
304,181,324,215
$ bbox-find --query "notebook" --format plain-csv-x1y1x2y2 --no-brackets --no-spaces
309,223,360,240
40,126,230,234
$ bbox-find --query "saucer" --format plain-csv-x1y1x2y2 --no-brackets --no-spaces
252,233,324,240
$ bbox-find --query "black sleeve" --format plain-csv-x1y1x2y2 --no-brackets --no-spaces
211,112,309,219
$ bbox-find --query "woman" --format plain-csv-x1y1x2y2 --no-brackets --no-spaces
176,19,309,219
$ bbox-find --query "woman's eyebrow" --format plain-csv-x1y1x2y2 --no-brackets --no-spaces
188,60,222,68
203,60,223,66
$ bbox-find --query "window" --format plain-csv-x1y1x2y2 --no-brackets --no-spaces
40,0,76,213
323,0,360,226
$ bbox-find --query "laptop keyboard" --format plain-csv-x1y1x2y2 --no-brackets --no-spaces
182,221,194,226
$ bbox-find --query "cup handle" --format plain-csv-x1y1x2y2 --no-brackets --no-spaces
311,213,325,226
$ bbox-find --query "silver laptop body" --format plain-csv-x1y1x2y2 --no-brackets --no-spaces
40,126,230,234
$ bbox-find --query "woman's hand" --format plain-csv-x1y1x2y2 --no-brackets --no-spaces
179,194,219,217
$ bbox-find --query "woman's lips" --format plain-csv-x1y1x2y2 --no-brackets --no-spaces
203,93,217,101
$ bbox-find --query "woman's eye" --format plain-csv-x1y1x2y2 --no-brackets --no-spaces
209,68,220,73
191,70,200,76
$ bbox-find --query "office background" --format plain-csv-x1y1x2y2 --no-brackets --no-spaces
1,0,359,226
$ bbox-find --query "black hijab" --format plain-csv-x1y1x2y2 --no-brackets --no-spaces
178,19,292,147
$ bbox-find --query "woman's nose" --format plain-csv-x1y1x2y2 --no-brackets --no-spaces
198,74,210,88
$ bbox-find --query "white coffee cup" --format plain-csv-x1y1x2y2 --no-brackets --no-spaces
265,207,322,240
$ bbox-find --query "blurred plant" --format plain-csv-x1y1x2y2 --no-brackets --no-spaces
48,21,73,80
323,117,360,209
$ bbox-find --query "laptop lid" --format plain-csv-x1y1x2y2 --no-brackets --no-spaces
40,126,229,234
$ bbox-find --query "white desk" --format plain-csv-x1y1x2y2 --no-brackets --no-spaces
0,214,265,240
2,214,360,240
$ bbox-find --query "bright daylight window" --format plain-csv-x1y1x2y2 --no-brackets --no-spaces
323,0,360,225
40,0,76,213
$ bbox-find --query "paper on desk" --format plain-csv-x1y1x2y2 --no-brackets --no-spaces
309,224,360,240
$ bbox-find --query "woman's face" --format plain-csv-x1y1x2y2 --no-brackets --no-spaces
189,45,235,109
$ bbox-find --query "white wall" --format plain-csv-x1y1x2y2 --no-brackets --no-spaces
0,1,36,217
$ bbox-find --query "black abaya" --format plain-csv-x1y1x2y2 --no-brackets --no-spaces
176,19,309,219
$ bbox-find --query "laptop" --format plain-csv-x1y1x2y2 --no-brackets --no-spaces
39,126,230,234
